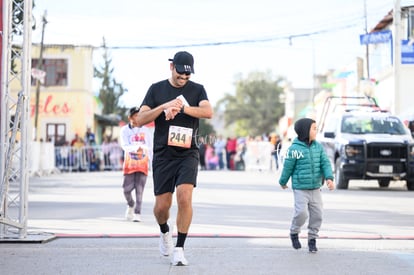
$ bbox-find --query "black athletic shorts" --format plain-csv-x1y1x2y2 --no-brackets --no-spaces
152,157,199,195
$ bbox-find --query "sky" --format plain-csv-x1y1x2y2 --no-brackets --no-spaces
31,0,413,107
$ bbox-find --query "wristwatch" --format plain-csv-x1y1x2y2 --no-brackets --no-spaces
180,106,185,113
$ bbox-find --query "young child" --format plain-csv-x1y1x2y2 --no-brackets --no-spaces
119,107,153,222
279,118,335,253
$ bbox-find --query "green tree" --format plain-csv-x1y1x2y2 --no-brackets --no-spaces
217,71,285,137
94,37,128,120
198,119,215,137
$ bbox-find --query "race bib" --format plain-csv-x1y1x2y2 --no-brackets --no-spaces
168,125,193,148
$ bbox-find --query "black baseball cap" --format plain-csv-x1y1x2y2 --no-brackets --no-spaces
129,106,140,116
168,51,195,74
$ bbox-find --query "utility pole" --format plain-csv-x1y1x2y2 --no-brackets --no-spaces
393,0,401,115
34,10,47,141
364,0,370,79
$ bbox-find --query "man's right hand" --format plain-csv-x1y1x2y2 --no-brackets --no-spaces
164,107,181,120
163,98,183,120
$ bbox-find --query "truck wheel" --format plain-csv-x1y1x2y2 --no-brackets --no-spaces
378,180,390,188
335,159,349,189
407,180,414,191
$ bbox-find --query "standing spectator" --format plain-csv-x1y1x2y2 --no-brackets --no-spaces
60,141,70,171
84,127,96,146
214,135,226,170
197,136,207,170
204,144,215,170
137,51,213,266
109,138,122,170
278,118,335,253
206,148,219,170
70,133,79,146
270,133,282,170
72,135,85,149
225,137,237,170
274,135,282,170
84,128,97,170
101,136,112,170
71,135,85,171
120,107,153,222
234,140,246,171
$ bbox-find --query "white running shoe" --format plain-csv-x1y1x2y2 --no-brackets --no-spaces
125,206,134,221
132,213,141,222
159,225,174,256
171,247,188,266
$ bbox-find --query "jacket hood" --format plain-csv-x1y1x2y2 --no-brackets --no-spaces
294,118,315,144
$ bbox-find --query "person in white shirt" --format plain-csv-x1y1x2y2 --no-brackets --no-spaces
119,107,153,222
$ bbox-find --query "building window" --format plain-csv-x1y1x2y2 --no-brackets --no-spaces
46,123,66,146
32,58,68,86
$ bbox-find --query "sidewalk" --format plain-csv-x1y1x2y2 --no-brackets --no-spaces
1,170,414,274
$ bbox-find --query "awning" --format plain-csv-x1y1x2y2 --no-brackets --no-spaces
94,113,122,126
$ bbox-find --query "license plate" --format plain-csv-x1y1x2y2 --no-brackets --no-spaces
379,165,393,173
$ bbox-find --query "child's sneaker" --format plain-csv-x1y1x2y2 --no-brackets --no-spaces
125,206,134,221
290,233,302,249
132,213,141,222
308,239,318,253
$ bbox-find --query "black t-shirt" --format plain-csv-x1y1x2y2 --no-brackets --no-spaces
141,79,209,160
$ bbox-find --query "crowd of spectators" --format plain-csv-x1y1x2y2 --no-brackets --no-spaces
54,128,284,173
197,133,283,172
55,129,123,172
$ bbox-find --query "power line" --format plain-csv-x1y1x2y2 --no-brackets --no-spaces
104,22,363,50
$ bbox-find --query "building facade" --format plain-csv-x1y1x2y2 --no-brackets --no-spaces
360,5,414,116
10,44,104,145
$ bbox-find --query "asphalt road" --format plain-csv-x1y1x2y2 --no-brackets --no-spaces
1,170,414,275
23,170,414,238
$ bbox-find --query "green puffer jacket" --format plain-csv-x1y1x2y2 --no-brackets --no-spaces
279,137,333,190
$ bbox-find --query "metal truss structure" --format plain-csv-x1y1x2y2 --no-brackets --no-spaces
0,0,32,239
